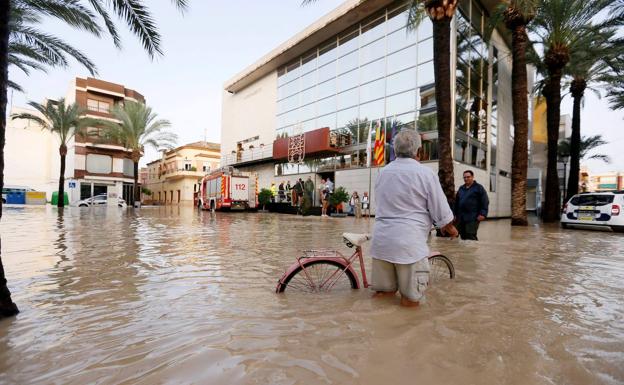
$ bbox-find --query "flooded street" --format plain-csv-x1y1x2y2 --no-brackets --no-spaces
1,206,623,385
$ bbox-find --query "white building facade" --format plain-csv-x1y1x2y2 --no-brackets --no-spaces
221,0,522,217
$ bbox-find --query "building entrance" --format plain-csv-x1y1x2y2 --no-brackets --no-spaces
123,183,134,205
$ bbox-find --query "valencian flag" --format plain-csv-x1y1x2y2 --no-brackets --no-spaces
373,120,385,166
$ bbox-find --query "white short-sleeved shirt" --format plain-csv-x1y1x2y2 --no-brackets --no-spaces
369,157,454,264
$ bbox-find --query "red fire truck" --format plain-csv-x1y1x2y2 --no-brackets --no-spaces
198,167,258,210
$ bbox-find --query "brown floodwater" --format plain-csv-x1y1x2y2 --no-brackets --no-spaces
0,206,623,384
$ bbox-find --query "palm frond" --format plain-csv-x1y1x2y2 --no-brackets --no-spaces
21,0,102,36
86,0,122,48
109,0,162,59
8,80,24,92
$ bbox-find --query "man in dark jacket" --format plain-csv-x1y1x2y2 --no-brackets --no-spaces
454,170,489,240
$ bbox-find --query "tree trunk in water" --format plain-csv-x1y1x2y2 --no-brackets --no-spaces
432,17,455,207
509,24,529,226
134,161,139,206
0,0,19,318
567,80,585,201
58,145,67,208
542,75,563,222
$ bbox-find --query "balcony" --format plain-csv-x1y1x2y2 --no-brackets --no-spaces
222,143,274,167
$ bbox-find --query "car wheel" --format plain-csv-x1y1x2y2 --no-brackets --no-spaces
611,226,624,233
79,204,88,207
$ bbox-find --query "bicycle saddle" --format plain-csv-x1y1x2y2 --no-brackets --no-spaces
342,233,370,247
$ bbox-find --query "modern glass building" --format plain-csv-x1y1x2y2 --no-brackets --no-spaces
221,0,526,217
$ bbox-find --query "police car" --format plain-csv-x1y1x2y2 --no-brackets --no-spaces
561,191,624,232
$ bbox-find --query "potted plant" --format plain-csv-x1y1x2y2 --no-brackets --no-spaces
329,187,349,216
258,188,272,212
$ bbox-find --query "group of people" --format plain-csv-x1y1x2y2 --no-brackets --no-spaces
347,191,370,218
370,129,489,309
269,177,317,213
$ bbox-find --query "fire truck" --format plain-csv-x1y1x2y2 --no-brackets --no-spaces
198,167,258,211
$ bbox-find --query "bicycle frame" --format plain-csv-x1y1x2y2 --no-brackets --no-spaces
276,245,369,293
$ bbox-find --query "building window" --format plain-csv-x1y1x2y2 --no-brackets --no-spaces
454,2,489,170
86,154,112,174
87,99,110,113
123,158,134,177
275,2,427,155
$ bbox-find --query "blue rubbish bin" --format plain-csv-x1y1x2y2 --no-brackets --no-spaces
7,191,26,204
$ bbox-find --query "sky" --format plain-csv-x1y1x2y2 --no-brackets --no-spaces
9,0,624,173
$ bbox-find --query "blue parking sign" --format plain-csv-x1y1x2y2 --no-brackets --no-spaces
68,181,76,188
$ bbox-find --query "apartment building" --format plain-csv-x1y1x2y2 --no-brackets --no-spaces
145,141,221,204
64,77,146,204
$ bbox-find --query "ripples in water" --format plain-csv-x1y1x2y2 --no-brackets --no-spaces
0,206,623,384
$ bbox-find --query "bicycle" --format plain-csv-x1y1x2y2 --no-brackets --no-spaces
275,233,455,293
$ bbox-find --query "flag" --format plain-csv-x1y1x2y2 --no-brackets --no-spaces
388,119,398,162
366,120,373,167
373,120,385,166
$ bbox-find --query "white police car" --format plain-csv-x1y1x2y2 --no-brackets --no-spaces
561,191,624,232
74,194,127,208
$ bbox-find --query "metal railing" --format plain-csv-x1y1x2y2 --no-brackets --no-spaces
222,144,273,166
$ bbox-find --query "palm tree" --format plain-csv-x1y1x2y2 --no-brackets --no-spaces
11,99,94,208
102,101,177,206
564,30,621,201
558,135,611,165
408,0,459,205
529,0,614,222
1,0,186,318
489,1,537,226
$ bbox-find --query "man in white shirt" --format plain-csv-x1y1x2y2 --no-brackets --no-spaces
369,129,458,307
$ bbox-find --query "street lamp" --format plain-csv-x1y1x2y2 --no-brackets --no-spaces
559,153,570,201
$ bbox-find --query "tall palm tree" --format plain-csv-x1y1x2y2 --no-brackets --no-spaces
409,0,459,205
102,101,177,206
564,30,621,201
11,99,93,208
1,0,187,318
529,0,613,222
489,1,537,226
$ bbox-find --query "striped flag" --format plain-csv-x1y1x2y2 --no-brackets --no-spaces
373,120,385,166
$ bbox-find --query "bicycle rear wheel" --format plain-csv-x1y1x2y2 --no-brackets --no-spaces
428,255,455,283
277,260,358,293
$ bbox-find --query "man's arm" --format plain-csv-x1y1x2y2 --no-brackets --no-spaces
427,172,457,237
479,184,489,218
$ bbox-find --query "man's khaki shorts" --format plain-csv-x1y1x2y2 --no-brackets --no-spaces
371,258,430,302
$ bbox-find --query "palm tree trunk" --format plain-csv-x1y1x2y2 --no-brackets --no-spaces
567,80,585,201
509,24,529,226
432,17,455,207
58,145,67,208
542,74,563,222
133,161,139,206
0,0,19,318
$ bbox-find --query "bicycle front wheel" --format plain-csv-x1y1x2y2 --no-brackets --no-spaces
277,260,358,293
428,255,455,283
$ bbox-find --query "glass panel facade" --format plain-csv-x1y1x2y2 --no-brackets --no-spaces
454,2,490,170
275,2,442,170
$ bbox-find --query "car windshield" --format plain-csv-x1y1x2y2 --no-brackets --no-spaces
570,194,614,206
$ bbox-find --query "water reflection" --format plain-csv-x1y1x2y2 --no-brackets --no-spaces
0,207,623,384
